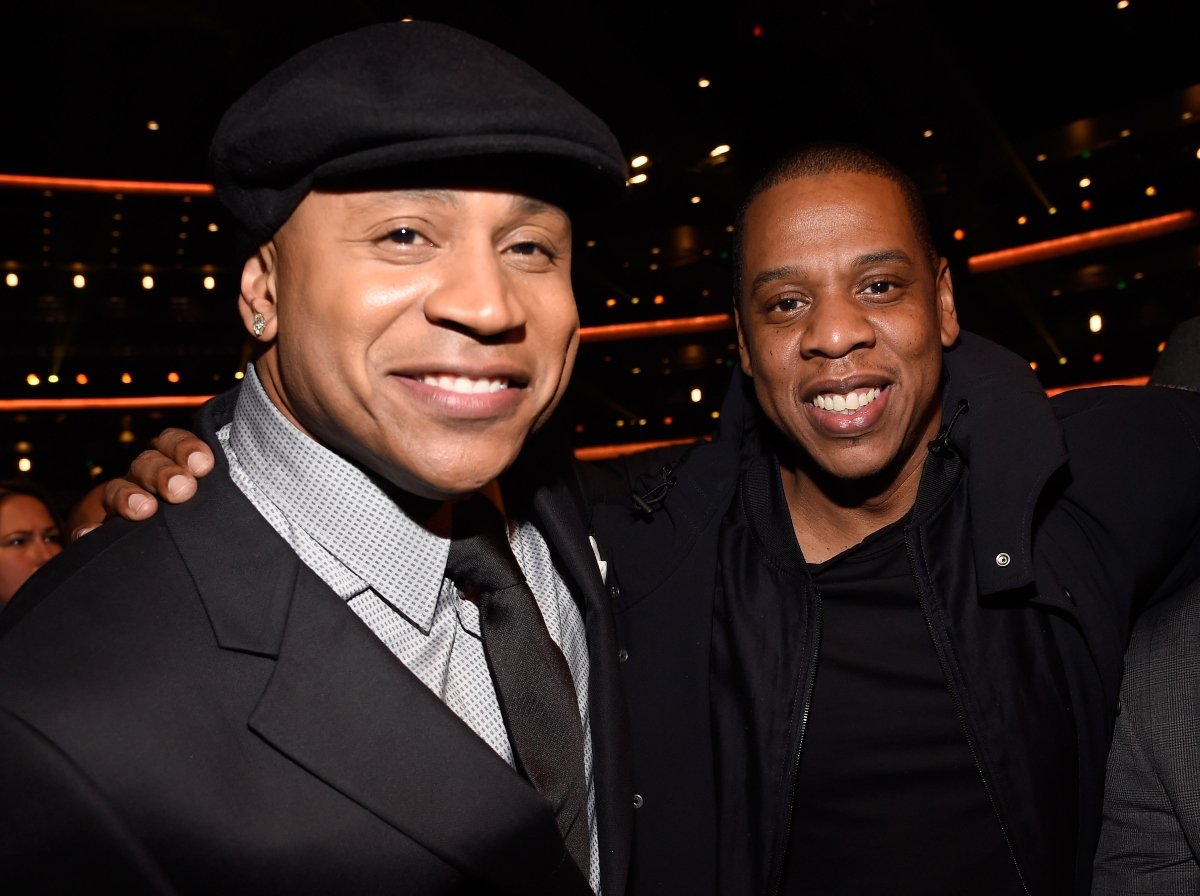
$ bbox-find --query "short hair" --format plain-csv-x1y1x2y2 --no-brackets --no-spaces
731,141,939,301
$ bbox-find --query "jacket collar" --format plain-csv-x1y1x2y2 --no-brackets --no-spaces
938,332,1068,594
723,331,1069,594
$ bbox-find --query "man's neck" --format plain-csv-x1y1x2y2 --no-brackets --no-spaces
780,457,925,565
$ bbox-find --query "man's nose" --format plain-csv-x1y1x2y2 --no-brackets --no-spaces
423,248,527,337
798,294,875,359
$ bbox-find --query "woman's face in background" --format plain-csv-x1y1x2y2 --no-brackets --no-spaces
0,494,63,605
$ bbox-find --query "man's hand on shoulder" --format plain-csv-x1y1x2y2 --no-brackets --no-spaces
82,428,215,538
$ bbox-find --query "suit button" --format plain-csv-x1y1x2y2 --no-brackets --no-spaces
633,794,644,809
617,648,629,663
609,584,620,599
995,552,1011,567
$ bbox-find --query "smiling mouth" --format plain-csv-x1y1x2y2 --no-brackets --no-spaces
811,386,882,414
419,374,511,394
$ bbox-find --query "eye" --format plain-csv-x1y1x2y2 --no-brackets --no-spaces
507,240,558,260
501,237,563,273
381,227,430,247
864,279,897,295
766,295,806,315
857,277,916,305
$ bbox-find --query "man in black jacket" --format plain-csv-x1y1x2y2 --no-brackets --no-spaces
0,21,633,894
91,142,1200,895
588,143,1200,896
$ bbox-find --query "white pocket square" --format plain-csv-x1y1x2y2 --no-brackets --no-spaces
589,535,608,584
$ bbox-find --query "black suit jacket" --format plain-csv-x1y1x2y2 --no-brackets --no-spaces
0,395,632,895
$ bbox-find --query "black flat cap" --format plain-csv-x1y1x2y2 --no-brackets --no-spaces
210,19,628,249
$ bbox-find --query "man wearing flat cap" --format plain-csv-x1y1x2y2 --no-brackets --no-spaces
0,20,631,895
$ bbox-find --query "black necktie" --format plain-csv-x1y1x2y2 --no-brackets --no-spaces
444,494,591,881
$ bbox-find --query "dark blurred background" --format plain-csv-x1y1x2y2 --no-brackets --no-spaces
3,0,1199,511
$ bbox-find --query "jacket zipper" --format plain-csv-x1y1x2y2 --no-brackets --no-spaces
766,587,822,896
904,530,1031,896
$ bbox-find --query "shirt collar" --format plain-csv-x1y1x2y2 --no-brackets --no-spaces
226,364,450,629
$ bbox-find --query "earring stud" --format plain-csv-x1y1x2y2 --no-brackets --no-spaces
252,313,266,337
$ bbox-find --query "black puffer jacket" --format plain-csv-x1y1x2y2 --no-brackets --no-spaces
586,332,1200,895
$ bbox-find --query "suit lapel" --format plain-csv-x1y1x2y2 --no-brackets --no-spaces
510,431,634,896
168,455,587,895
251,566,584,893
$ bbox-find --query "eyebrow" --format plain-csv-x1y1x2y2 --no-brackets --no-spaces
750,265,804,294
857,249,914,266
749,248,916,293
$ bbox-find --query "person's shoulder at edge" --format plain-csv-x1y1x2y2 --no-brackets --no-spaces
944,330,1048,390
1039,372,1200,607
1046,379,1200,505
1049,374,1200,430
1149,314,1200,390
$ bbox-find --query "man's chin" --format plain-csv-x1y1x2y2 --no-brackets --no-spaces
382,466,510,503
784,437,908,491
385,446,526,502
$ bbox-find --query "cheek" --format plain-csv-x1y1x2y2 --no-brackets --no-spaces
540,318,580,407
537,291,580,360
281,298,377,375
279,266,416,340
555,335,580,391
528,297,578,425
551,284,580,331
756,332,796,377
882,311,936,360
359,279,432,326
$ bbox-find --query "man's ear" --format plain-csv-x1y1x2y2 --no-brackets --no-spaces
734,302,754,378
238,242,280,341
935,258,960,348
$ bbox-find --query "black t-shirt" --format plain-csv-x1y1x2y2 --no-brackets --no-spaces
779,517,1023,895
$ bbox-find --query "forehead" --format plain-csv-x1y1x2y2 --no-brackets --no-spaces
0,494,51,526
744,172,917,253
278,186,572,243
302,185,568,224
341,187,568,216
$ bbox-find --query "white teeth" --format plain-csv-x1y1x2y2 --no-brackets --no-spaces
813,387,881,414
421,374,508,394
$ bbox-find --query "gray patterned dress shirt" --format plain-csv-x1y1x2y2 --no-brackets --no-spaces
219,364,600,891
